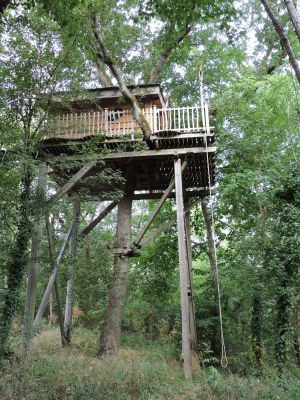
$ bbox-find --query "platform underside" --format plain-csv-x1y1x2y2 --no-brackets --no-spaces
41,131,216,201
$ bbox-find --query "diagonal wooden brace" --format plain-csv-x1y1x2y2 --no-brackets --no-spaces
33,221,75,332
48,161,95,208
140,198,201,249
80,200,118,238
133,160,187,247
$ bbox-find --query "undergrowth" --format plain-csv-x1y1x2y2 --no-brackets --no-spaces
0,328,299,400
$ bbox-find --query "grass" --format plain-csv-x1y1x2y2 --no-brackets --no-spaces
0,327,300,399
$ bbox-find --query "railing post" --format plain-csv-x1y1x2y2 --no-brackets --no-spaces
205,103,211,136
131,109,135,139
153,105,157,133
104,108,108,132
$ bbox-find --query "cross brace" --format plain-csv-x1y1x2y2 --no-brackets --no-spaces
80,200,118,238
133,160,187,247
48,161,95,208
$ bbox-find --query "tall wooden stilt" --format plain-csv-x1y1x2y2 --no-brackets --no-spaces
23,163,47,348
33,221,75,332
174,157,192,379
64,201,80,344
185,210,198,364
46,216,67,347
98,195,132,357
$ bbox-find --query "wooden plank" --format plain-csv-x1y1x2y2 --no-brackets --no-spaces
47,161,95,208
132,189,215,200
46,216,67,347
33,221,75,332
44,147,216,163
185,210,198,362
64,201,80,344
174,157,192,379
80,200,118,238
150,133,214,140
133,161,187,246
140,199,200,248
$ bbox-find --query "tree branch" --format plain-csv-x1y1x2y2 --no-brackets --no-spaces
93,51,114,87
147,24,191,84
284,0,300,43
90,16,152,140
260,0,300,84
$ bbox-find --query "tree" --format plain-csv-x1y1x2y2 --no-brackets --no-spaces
259,0,300,84
0,6,84,356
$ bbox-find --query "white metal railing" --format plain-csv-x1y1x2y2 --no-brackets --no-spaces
44,104,211,140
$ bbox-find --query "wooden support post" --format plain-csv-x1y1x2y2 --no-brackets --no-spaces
45,217,66,347
98,195,133,357
33,221,75,332
23,162,47,348
80,201,118,238
174,157,192,379
185,210,198,364
133,161,187,247
48,161,95,208
64,201,80,345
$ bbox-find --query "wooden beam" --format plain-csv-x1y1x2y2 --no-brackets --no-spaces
46,216,67,347
174,157,192,379
133,161,187,247
185,210,198,363
44,147,216,163
140,199,200,248
47,161,95,208
132,189,215,200
33,221,75,332
64,201,80,345
80,200,118,238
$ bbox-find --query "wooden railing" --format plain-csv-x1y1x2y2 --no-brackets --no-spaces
44,105,211,140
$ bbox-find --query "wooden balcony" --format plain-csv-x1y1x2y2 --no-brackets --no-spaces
43,105,213,141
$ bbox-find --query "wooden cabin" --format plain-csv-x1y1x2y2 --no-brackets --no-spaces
44,84,166,141
41,84,216,200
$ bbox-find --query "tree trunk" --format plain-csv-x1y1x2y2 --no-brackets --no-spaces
23,162,47,349
292,306,300,366
147,26,191,84
64,201,80,345
284,0,300,43
98,196,132,357
260,0,300,84
275,283,290,372
0,169,32,357
251,290,263,373
90,17,152,140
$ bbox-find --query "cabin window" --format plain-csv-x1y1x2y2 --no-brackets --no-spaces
108,108,124,122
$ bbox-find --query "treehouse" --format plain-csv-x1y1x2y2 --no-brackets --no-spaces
37,83,217,379
41,84,216,200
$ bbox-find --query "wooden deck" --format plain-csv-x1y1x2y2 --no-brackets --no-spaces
41,105,216,201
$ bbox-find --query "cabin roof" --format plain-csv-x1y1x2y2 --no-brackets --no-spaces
49,84,166,109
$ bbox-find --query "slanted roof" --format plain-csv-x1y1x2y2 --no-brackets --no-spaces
49,84,166,110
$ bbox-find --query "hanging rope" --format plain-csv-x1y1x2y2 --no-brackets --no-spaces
199,72,228,368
